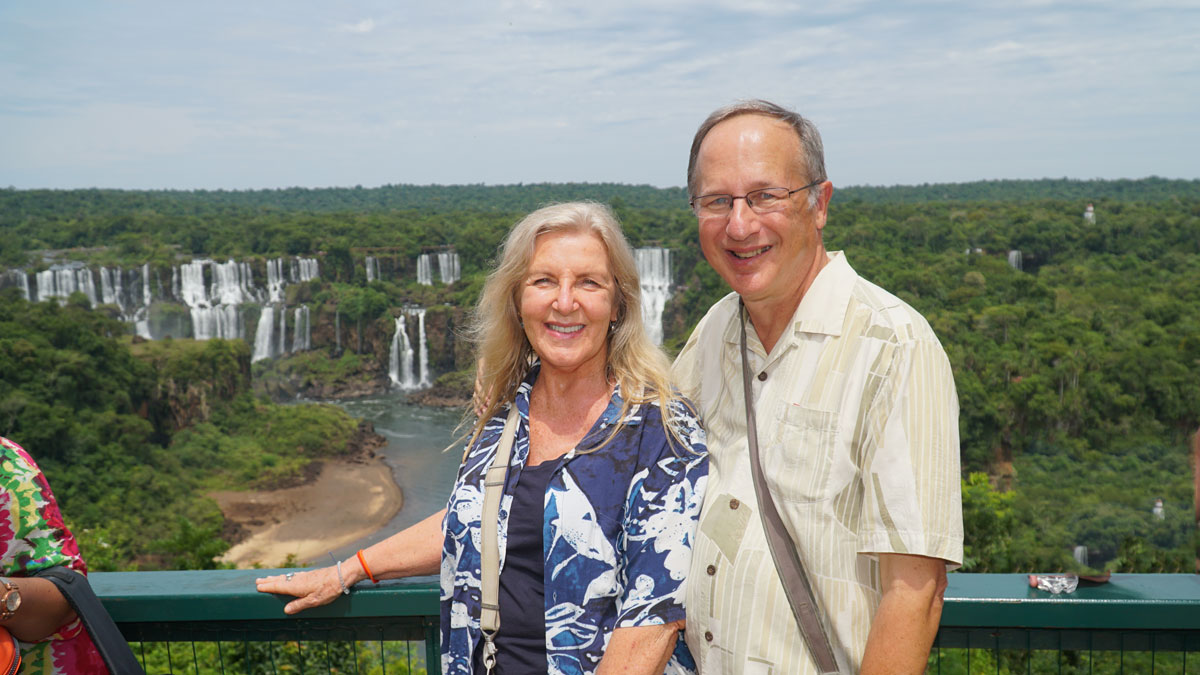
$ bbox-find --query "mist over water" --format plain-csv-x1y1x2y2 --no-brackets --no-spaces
327,392,465,563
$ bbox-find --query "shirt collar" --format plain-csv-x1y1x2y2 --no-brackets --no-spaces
790,250,854,337
723,250,855,347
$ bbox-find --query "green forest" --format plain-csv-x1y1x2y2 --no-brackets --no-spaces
0,178,1196,574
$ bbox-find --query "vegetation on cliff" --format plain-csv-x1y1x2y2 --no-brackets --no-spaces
0,291,367,570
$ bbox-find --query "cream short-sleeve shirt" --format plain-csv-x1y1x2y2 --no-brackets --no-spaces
672,252,963,674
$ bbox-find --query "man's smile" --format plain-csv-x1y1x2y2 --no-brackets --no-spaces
730,246,771,260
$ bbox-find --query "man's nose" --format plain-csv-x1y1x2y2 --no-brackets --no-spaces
725,198,758,240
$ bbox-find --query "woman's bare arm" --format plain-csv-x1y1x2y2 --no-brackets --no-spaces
0,576,77,642
255,509,445,615
596,621,684,674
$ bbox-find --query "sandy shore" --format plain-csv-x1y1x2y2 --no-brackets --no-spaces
212,455,402,568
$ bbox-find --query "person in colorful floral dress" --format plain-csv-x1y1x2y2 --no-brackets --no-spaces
1,436,107,673
259,202,709,674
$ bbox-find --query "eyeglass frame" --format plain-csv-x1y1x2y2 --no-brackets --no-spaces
689,178,825,217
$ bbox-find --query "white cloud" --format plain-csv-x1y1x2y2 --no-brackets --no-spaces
338,18,376,34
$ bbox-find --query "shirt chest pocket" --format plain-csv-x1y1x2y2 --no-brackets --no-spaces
764,405,841,504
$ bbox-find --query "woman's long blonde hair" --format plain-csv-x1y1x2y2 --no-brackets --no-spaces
466,201,688,452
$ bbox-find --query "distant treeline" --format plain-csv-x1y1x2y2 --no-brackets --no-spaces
3,177,1198,221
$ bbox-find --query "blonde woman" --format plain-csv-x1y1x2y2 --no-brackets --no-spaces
258,202,708,675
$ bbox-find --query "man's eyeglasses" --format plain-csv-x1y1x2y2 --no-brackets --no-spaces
690,178,824,218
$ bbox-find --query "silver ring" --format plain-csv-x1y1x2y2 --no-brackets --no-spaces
285,572,295,581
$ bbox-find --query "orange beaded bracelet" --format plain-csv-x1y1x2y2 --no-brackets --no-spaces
356,549,378,584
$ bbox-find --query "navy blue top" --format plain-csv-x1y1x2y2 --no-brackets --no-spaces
474,458,559,674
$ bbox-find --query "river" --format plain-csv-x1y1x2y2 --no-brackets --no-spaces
326,391,465,560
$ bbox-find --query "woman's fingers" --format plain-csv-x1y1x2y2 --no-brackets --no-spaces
255,568,341,614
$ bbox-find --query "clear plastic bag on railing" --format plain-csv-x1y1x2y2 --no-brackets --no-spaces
1027,572,1112,594
1028,573,1079,594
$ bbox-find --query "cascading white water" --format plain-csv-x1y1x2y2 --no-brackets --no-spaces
34,270,55,303
416,254,433,286
132,264,152,338
100,267,124,309
437,251,460,284
292,306,310,352
389,315,418,389
277,305,287,357
142,264,152,307
292,258,319,282
76,268,97,306
13,256,316,348
3,270,30,300
252,306,275,363
635,248,672,345
408,307,431,387
1007,250,1023,271
266,259,286,303
210,260,258,306
178,259,257,340
33,265,98,306
365,256,380,283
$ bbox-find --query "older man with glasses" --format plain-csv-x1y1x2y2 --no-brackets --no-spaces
672,100,963,674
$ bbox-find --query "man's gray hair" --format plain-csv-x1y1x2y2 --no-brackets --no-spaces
686,99,827,206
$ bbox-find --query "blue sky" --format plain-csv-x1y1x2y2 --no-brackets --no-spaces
2,1,1197,190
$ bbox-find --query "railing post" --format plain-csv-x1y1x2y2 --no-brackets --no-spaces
425,618,441,675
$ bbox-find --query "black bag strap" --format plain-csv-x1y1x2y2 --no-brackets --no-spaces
33,567,145,675
739,301,842,674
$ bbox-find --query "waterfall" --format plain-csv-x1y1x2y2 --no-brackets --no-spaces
100,267,123,309
389,315,418,390
130,265,152,338
408,307,430,387
266,259,286,303
1072,545,1088,566
366,256,380,283
178,262,208,307
635,248,672,345
178,259,254,340
76,268,97,306
277,305,287,357
292,306,311,352
142,264,152,306
1007,250,1023,271
438,251,460,284
210,260,258,306
292,257,319,282
252,306,275,363
33,264,97,306
2,270,30,300
416,254,433,286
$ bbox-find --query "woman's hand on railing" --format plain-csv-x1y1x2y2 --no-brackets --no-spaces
255,565,353,615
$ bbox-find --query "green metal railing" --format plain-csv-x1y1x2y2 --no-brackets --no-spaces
92,570,1200,674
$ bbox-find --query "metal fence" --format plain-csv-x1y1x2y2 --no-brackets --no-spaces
93,570,1200,674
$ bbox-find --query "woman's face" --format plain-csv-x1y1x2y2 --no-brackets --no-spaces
520,230,619,379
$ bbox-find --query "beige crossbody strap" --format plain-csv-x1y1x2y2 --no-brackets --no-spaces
739,302,842,674
479,404,520,674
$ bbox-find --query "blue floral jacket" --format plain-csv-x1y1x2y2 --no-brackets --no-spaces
440,371,709,674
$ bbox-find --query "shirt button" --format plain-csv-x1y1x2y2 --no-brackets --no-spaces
729,498,740,510
705,631,714,643
706,564,717,575
757,371,767,381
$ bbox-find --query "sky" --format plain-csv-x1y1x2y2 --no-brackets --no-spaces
1,1,1198,191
